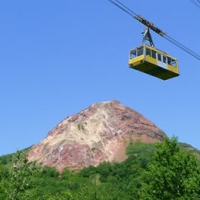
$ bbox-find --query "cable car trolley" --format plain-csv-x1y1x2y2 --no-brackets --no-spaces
109,0,200,80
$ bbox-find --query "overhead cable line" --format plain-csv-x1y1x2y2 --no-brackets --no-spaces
190,0,200,9
164,35,200,61
109,0,200,61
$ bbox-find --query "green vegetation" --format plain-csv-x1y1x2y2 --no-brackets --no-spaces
139,137,200,199
0,137,200,199
78,122,87,131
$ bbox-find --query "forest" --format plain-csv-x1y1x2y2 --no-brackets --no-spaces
0,137,200,200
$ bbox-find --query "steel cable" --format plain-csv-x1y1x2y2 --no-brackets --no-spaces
190,0,200,9
164,35,200,60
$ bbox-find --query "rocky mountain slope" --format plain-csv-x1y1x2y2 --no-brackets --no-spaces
28,100,165,172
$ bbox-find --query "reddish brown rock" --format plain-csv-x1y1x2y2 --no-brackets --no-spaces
28,100,165,172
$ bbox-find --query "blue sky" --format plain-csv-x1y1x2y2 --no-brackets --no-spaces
0,0,200,156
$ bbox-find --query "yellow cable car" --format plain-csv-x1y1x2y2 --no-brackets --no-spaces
129,44,179,80
129,27,179,80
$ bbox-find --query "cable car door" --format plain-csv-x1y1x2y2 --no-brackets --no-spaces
157,53,167,70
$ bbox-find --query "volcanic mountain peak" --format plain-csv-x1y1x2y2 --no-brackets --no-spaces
28,100,165,172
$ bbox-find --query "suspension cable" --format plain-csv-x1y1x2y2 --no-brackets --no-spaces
190,0,200,9
164,35,200,60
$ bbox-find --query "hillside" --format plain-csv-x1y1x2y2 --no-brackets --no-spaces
28,100,165,172
0,139,200,199
1,142,200,166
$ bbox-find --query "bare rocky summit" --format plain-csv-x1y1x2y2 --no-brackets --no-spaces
28,100,165,172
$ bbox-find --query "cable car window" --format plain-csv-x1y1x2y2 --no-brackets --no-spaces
171,59,177,67
130,50,136,59
167,57,172,65
163,56,167,63
158,54,161,61
146,48,151,56
152,50,156,59
137,48,143,56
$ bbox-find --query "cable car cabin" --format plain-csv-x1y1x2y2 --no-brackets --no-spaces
129,44,179,80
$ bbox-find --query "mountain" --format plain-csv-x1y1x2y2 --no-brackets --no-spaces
28,100,165,172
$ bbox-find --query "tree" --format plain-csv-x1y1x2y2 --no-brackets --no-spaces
139,136,200,200
0,164,9,199
2,150,39,200
37,190,74,200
